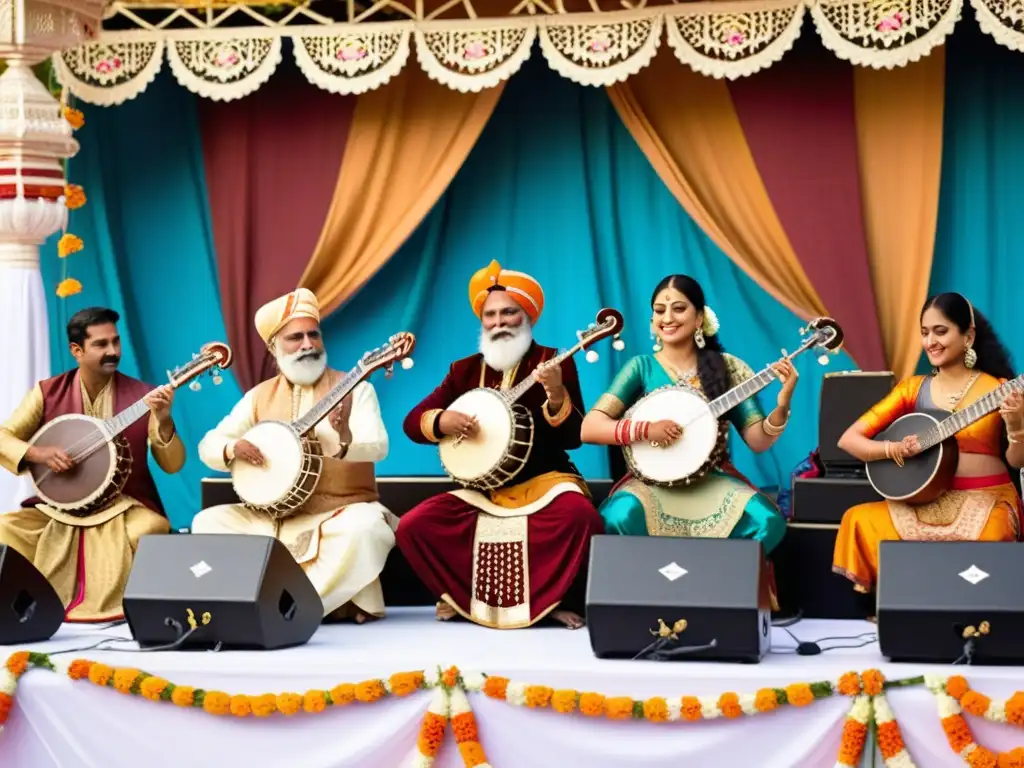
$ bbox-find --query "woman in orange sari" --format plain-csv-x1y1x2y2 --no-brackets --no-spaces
833,292,1024,593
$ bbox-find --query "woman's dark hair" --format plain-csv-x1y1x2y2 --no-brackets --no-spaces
651,275,730,400
921,293,1015,380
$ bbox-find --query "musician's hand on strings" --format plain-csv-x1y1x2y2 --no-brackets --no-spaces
771,359,799,409
536,360,565,408
901,435,922,457
26,445,74,473
233,439,265,466
648,420,683,448
144,385,175,422
439,411,479,439
328,396,354,443
999,390,1024,432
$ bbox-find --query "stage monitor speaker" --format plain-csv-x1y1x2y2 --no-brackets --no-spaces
124,534,323,650
818,372,895,475
791,476,883,524
0,545,64,645
878,541,1024,664
586,536,771,663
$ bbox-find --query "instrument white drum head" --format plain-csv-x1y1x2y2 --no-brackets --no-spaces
629,388,719,483
232,421,304,506
438,389,513,482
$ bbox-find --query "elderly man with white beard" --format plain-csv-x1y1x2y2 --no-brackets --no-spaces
192,288,397,623
397,261,604,630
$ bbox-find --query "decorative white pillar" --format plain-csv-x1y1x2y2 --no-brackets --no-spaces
0,0,104,509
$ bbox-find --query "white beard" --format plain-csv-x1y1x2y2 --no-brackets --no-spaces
276,348,328,387
479,323,533,372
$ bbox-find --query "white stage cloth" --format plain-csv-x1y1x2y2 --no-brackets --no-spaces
4,608,1024,767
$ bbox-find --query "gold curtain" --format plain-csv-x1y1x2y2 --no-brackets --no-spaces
606,49,827,322
853,50,946,381
299,67,504,316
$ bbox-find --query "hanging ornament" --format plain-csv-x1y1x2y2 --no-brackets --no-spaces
585,349,599,363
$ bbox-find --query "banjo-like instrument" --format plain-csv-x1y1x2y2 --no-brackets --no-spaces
439,308,624,492
624,317,845,487
231,332,415,519
28,342,233,515
866,373,1024,504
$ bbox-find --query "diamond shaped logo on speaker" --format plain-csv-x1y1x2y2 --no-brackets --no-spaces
958,565,989,585
190,560,213,578
659,562,687,581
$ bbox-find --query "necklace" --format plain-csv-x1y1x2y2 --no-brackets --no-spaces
934,371,981,409
657,355,699,387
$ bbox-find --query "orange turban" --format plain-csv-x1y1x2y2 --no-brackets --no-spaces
468,260,544,323
254,288,320,344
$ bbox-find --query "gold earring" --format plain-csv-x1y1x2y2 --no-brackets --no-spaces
694,327,706,349
652,333,662,352
965,345,977,369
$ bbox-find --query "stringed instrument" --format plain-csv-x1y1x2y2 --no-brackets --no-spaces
231,333,415,519
866,374,1024,504
438,308,624,492
28,342,233,515
624,317,844,487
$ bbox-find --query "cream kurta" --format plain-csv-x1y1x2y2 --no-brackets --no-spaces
193,378,397,618
0,378,183,621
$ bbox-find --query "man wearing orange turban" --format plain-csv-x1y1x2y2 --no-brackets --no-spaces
397,262,603,631
193,288,398,624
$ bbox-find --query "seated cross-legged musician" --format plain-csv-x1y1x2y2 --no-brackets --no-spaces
0,307,184,621
396,261,604,630
193,289,397,623
833,293,1024,594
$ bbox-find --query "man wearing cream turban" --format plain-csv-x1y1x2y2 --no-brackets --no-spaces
193,288,397,623
398,261,603,630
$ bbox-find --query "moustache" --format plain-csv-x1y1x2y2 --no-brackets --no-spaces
489,330,515,341
295,350,323,362
101,356,119,366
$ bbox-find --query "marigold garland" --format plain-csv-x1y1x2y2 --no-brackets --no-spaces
63,106,85,129
57,233,83,259
834,671,916,768
928,674,1024,766
0,652,54,734
64,184,86,210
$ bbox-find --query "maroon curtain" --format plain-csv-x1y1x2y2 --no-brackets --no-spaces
199,64,356,391
728,37,885,370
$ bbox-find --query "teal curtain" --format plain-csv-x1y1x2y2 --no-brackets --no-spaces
324,53,855,489
931,17,1024,371
41,71,242,528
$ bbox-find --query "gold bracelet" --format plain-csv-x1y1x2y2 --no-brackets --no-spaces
1009,430,1024,445
761,414,787,437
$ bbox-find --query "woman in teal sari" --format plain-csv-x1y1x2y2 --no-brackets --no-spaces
580,274,795,554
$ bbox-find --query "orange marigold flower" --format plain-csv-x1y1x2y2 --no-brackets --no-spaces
63,107,85,129
681,696,702,721
483,676,509,700
303,690,327,714
139,677,169,701
203,691,231,716
250,693,277,717
442,666,459,689
962,690,992,717
643,696,669,722
946,676,970,700
967,746,998,768
604,696,633,720
355,680,386,703
785,683,815,707
942,714,974,754
64,185,86,210
861,669,885,697
417,712,447,756
5,652,29,678
56,278,82,298
1007,693,1024,726
579,692,605,717
551,690,577,714
277,693,302,716
112,669,140,694
88,663,113,687
755,688,778,712
330,683,356,706
0,691,13,721
451,712,478,742
388,672,424,697
837,672,861,697
67,660,92,680
876,720,905,759
458,741,488,766
838,720,869,765
998,747,1024,768
171,686,194,707
57,233,83,259
229,695,252,717
525,685,554,709
718,692,743,719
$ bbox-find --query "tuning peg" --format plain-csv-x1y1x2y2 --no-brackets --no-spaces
401,358,414,370
818,354,830,366
189,380,202,392
384,363,394,379
799,327,807,336
612,334,625,352
585,350,599,363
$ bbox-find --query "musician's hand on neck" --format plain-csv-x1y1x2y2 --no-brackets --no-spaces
144,385,175,422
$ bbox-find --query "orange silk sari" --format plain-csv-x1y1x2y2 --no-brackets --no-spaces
833,375,1021,593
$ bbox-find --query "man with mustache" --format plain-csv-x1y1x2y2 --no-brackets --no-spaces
398,261,603,630
0,307,183,621
193,288,396,623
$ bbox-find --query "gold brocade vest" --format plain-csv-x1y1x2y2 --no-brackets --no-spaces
251,370,379,517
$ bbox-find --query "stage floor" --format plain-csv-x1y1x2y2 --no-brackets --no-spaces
6,609,1024,767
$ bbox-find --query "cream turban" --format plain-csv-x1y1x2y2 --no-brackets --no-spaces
468,260,545,323
254,288,320,344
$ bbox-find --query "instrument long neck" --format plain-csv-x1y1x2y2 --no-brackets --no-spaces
292,366,364,436
707,337,818,418
503,343,581,404
918,375,1024,450
102,399,151,438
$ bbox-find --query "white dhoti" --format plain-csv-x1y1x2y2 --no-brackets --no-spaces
191,502,398,617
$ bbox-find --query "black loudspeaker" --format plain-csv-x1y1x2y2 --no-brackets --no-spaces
818,372,895,475
878,541,1024,664
791,476,883,524
0,545,64,645
124,534,323,650
586,536,771,663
